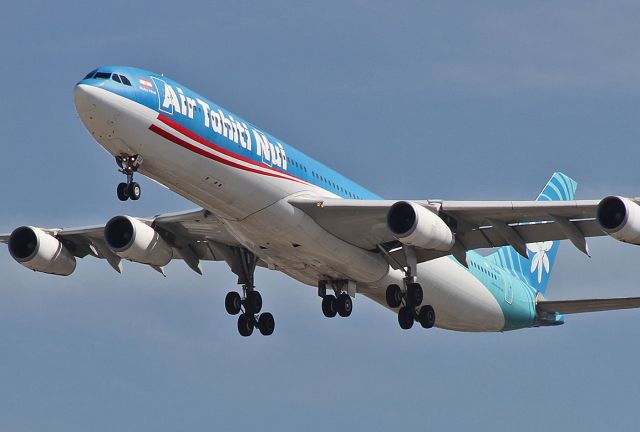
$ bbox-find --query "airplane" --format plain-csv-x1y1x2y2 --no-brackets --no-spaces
3,65,640,337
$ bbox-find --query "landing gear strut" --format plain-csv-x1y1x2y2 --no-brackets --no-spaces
223,248,275,337
381,245,436,331
318,280,354,318
115,154,143,201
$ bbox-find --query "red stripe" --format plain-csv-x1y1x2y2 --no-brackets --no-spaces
148,124,306,184
156,114,299,182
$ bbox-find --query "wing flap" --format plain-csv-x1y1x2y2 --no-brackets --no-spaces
437,200,601,225
457,219,605,251
538,297,640,314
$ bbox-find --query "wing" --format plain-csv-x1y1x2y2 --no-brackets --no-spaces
538,297,640,314
289,196,612,266
1,208,240,275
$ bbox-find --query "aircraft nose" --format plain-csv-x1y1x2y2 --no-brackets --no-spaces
73,83,99,114
73,83,119,142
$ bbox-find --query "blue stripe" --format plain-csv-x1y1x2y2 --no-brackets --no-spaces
554,175,571,199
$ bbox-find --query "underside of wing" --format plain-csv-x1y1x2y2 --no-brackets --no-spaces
0,208,243,276
288,189,639,268
290,196,605,248
538,297,640,314
289,197,397,249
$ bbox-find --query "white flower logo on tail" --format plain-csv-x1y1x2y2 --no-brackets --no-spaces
527,241,553,283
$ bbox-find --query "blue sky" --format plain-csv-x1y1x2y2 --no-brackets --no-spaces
2,1,640,430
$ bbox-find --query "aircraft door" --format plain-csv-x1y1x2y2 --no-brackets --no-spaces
503,274,514,305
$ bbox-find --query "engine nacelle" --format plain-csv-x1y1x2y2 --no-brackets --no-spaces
104,216,173,266
386,201,455,251
597,196,640,244
8,226,76,276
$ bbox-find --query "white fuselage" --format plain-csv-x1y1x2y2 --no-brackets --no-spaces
74,83,506,332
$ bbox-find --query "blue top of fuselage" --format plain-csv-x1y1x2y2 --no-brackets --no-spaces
78,66,380,200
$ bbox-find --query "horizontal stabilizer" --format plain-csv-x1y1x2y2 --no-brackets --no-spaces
538,297,640,314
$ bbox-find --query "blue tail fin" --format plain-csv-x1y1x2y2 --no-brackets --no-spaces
486,172,578,294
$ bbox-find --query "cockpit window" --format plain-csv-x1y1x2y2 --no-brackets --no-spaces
84,69,97,79
83,70,132,87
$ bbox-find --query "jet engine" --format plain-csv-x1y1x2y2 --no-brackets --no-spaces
104,216,173,266
8,226,76,276
597,196,640,244
386,201,455,251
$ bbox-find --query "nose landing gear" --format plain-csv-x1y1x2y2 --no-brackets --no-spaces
115,154,143,201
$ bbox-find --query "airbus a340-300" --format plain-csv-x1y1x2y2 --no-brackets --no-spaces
3,66,640,337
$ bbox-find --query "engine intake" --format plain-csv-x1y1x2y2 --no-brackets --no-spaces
104,216,173,266
597,196,640,244
387,201,455,251
8,226,76,276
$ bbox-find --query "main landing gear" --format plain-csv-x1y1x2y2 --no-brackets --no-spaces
382,246,436,331
319,280,354,318
223,248,275,337
225,289,275,336
386,283,436,330
115,154,143,201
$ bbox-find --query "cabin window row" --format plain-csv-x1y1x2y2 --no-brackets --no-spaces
311,171,360,199
288,158,308,173
470,261,498,280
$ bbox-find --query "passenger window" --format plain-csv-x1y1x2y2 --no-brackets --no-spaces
111,74,122,83
120,75,132,86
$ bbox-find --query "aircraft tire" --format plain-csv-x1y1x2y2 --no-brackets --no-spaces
237,313,254,337
258,312,275,336
245,290,262,314
418,305,436,329
225,291,242,315
386,284,402,308
117,182,129,201
336,293,353,317
406,283,423,307
398,306,414,330
128,182,141,201
322,295,337,318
